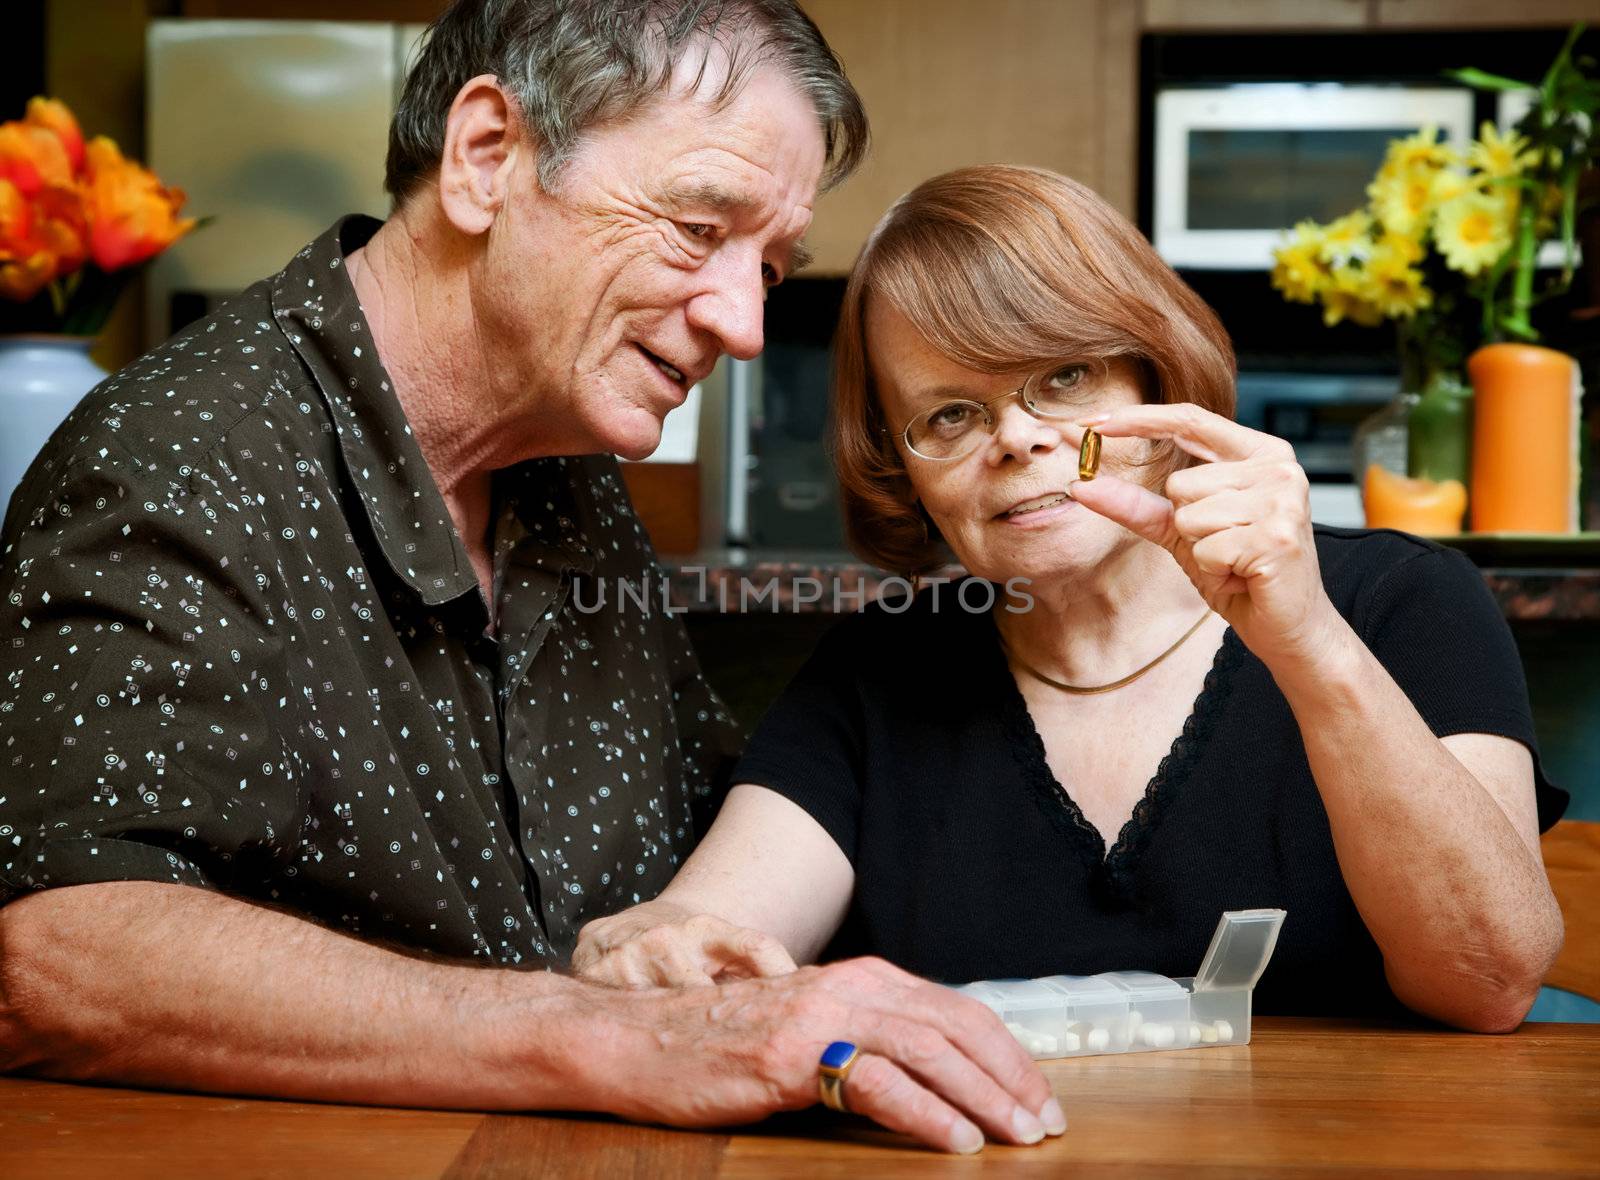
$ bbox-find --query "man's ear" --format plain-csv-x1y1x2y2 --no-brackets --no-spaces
437,74,521,235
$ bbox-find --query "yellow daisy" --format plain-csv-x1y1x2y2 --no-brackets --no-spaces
1363,244,1433,319
1271,221,1331,304
1382,125,1454,174
1321,269,1384,328
1368,164,1438,237
1316,209,1373,267
1468,121,1540,180
1434,189,1515,275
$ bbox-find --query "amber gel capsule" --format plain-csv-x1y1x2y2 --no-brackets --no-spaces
1078,426,1102,481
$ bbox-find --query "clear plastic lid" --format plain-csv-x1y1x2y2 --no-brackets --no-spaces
1099,970,1189,1001
1192,908,1287,992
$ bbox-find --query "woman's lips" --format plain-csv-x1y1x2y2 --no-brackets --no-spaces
996,494,1077,527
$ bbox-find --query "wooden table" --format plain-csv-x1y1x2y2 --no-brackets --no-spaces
3,1018,1597,1178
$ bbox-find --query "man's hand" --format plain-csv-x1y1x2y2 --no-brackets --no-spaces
0,882,1064,1156
590,955,1067,1154
573,899,798,987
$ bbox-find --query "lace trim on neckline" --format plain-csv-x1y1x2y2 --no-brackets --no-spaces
993,618,1245,910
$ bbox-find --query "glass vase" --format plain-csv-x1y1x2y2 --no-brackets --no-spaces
0,335,106,521
1351,387,1418,491
1407,368,1472,485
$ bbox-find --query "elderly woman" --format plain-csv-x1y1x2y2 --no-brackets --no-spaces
576,165,1567,1032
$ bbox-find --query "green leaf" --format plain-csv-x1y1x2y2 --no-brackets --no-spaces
1444,67,1529,92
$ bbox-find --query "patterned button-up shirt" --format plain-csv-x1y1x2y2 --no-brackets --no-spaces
0,216,742,964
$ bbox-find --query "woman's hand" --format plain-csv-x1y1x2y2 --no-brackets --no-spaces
573,898,798,989
1068,403,1345,670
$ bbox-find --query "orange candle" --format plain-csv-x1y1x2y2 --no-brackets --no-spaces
1468,344,1577,534
1363,464,1468,535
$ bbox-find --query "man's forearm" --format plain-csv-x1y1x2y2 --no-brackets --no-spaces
0,881,591,1108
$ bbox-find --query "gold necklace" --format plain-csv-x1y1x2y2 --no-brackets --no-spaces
998,611,1215,696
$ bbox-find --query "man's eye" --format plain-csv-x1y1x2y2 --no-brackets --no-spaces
762,262,780,287
681,222,714,239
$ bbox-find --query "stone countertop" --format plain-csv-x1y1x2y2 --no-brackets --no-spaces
656,548,1600,622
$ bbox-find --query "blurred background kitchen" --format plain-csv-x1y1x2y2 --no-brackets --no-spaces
1,1,1596,832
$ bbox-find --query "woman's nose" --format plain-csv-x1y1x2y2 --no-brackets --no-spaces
986,399,1068,464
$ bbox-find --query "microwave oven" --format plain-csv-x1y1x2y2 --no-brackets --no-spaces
1152,84,1475,270
1140,28,1590,275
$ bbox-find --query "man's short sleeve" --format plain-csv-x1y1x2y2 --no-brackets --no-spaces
0,442,299,905
1354,542,1568,832
728,617,867,862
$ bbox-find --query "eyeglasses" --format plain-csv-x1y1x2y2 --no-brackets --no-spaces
888,363,1092,462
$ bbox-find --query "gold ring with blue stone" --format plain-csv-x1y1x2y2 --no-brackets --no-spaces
818,1040,860,1112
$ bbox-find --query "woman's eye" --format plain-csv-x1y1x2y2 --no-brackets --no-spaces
927,404,973,433
1043,364,1087,390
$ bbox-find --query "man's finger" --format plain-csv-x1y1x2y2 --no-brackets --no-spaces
1067,474,1179,552
835,1052,985,1155
904,985,1060,1130
858,1012,1049,1147
1082,403,1270,464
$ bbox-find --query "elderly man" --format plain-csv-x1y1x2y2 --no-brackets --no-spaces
0,0,1064,1155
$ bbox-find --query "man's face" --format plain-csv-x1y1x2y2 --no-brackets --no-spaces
478,58,827,461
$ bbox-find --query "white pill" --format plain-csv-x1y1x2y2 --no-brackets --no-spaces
1139,1022,1176,1048
1189,1023,1203,1044
1214,1020,1234,1042
1062,1031,1081,1053
1034,1033,1058,1055
1127,1010,1144,1035
1005,1021,1029,1040
1200,1023,1219,1044
1085,1027,1111,1052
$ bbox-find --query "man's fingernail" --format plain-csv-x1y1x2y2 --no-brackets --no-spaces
1039,1097,1068,1135
951,1119,985,1154
1011,1105,1045,1144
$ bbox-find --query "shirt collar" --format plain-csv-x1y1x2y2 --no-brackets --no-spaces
270,216,482,607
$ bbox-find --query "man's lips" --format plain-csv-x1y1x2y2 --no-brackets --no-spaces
635,343,705,388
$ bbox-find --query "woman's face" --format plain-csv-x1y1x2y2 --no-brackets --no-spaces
865,297,1153,585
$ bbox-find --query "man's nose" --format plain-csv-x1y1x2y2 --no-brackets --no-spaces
986,398,1067,464
687,250,766,361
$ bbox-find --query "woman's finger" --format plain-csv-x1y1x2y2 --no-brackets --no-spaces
1082,403,1284,465
1164,459,1259,505
1066,473,1179,552
706,926,797,980
1172,488,1264,542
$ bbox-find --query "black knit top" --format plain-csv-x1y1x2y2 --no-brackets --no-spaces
731,527,1568,1017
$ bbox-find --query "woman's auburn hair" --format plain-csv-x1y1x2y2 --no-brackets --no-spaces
829,164,1238,576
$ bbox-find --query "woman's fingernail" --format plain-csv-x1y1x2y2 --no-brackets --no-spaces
951,1118,985,1154
1079,413,1110,426
1011,1105,1045,1144
1039,1097,1068,1135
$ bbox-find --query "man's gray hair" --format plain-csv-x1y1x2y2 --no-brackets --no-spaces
386,0,868,200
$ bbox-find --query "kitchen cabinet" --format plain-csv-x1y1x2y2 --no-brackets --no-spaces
1141,0,1368,29
802,0,1140,272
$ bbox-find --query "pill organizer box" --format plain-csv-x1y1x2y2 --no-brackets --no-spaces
952,908,1286,1059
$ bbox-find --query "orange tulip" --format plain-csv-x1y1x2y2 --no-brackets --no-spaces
0,120,75,197
0,177,60,301
82,136,196,272
24,97,84,173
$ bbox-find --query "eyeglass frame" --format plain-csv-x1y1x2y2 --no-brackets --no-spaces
882,365,1088,462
